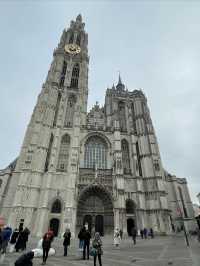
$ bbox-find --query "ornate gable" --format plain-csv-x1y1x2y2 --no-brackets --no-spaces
87,102,105,130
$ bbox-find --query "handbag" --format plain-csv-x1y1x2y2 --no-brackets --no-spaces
89,247,97,256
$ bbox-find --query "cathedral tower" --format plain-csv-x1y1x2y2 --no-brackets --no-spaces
2,15,89,236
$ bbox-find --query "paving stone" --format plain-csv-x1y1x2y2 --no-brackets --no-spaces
1,235,199,266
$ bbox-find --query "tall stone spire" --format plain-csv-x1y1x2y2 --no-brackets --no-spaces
116,73,125,90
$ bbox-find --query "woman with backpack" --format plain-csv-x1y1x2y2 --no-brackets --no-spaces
92,232,102,266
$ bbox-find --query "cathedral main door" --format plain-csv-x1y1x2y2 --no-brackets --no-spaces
77,185,114,236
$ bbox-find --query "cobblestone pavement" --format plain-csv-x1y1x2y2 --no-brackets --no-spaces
1,234,200,266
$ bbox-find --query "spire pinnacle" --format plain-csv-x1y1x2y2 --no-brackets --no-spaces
118,72,122,85
76,14,82,22
116,72,125,90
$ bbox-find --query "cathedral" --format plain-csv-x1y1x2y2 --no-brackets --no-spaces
0,15,195,237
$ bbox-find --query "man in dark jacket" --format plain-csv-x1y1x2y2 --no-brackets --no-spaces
63,228,71,256
131,227,137,245
15,251,34,266
83,228,91,260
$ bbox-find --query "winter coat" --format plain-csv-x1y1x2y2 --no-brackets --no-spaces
63,231,71,246
10,230,19,244
92,238,102,255
2,227,12,241
15,231,24,250
15,251,34,266
131,228,137,238
42,232,54,249
0,229,3,245
78,228,86,240
83,230,91,244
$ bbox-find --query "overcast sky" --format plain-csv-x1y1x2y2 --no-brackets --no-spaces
0,1,199,203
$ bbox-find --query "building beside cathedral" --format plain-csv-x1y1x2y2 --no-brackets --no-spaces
0,15,195,237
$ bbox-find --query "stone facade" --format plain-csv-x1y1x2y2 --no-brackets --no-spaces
0,15,195,237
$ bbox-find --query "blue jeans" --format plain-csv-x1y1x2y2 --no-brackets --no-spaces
79,240,84,249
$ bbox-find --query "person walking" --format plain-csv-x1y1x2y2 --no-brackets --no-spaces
140,229,144,239
149,228,154,239
78,226,86,250
83,227,91,260
113,228,121,247
9,228,19,253
92,232,102,266
131,227,137,245
143,228,147,239
119,229,123,240
1,226,12,254
63,228,71,256
15,251,34,266
41,229,54,265
15,227,24,252
21,227,30,251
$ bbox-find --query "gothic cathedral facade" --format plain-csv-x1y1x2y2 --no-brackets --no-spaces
0,15,195,237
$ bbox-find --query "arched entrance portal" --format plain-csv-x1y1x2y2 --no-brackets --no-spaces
127,218,135,236
77,185,114,236
49,218,60,237
126,199,137,236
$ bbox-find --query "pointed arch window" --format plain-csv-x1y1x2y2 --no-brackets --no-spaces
70,64,79,88
84,136,107,169
53,91,61,126
118,101,126,132
131,103,137,134
44,134,54,172
64,95,76,127
76,33,81,46
126,199,136,214
51,199,62,213
57,134,70,172
121,139,131,174
136,141,142,176
59,61,67,87
69,32,74,44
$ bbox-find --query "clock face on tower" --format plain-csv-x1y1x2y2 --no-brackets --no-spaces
64,43,81,55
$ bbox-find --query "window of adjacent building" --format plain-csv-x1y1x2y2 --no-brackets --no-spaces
64,95,76,127
121,139,131,174
84,136,107,169
57,134,70,172
70,63,79,88
44,134,54,172
0,179,2,188
51,199,62,213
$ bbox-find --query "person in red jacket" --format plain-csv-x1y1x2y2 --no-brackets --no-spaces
41,229,54,265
